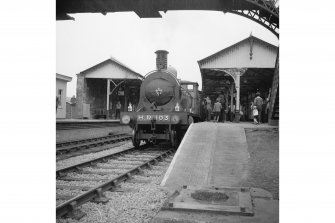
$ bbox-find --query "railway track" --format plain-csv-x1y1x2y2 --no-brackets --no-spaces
56,133,129,148
56,134,132,161
56,144,174,219
56,122,121,130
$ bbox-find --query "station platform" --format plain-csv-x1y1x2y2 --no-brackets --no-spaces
161,122,276,190
153,122,278,223
56,119,120,124
56,119,123,131
56,119,131,142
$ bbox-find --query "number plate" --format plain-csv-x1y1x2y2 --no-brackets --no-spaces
137,114,170,122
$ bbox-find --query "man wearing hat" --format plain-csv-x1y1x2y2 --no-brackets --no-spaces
205,96,212,121
253,92,263,124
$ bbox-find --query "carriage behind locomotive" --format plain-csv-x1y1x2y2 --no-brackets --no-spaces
120,50,201,148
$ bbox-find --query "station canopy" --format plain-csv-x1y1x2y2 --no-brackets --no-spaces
198,35,278,98
79,57,143,84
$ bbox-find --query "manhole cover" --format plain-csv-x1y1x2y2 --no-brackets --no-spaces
191,190,229,202
165,186,253,216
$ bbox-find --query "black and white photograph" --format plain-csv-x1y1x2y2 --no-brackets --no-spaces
55,1,279,222
3,1,335,223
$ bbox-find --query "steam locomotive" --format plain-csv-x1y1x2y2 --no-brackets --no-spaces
120,50,200,148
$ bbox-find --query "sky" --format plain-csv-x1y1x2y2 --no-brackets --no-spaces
57,10,279,97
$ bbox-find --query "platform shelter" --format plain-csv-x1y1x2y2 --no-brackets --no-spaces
56,73,72,119
198,34,278,122
76,57,143,119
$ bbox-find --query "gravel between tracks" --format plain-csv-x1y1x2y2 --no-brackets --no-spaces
63,173,117,180
57,180,103,187
57,189,83,197
56,142,134,170
56,160,172,223
97,163,137,169
56,126,132,143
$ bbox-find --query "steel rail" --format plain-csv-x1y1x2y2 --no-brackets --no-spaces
56,134,128,147
56,149,173,218
55,138,132,162
56,136,132,155
56,145,145,177
56,122,122,131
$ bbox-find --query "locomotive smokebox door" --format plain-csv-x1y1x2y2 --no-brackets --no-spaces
145,78,174,106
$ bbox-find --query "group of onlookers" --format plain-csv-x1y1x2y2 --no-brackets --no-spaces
251,90,272,124
202,90,271,124
202,96,227,122
251,92,263,124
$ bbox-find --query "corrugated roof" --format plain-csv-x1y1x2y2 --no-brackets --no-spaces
198,34,278,66
198,34,279,98
79,57,143,79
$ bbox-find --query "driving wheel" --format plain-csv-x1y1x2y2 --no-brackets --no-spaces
132,128,140,148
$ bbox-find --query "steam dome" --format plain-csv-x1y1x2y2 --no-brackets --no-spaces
166,65,177,77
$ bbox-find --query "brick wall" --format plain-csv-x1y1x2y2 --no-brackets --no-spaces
75,73,86,118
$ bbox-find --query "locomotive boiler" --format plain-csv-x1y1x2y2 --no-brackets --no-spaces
120,50,200,148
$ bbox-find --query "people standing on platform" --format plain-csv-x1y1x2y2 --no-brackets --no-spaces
219,96,226,123
201,99,207,121
240,105,244,121
231,104,235,122
252,105,259,124
253,92,263,124
249,102,254,120
115,101,121,119
213,98,222,122
227,105,231,122
205,97,212,121
56,96,60,113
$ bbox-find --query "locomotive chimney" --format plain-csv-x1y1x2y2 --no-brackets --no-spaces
155,50,169,70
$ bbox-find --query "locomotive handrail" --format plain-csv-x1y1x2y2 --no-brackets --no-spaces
144,70,157,78
136,106,143,112
144,70,181,87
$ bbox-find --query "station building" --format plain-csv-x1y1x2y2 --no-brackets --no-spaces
56,73,72,119
75,57,143,119
66,96,77,119
198,34,279,124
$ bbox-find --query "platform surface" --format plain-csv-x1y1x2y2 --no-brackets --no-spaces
156,122,278,223
56,119,120,123
161,122,251,190
56,126,132,142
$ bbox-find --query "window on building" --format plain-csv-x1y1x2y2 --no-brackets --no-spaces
187,85,194,91
58,89,63,108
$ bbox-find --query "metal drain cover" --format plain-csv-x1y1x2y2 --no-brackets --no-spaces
165,186,253,216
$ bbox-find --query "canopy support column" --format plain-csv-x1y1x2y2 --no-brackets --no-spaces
235,73,241,122
124,80,127,111
106,79,110,119
230,83,234,121
222,68,247,122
